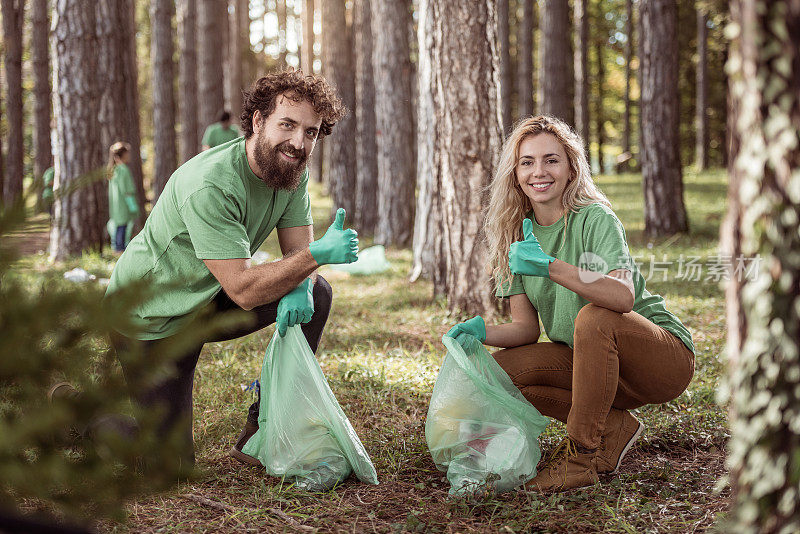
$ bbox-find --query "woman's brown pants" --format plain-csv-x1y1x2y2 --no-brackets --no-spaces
492,304,694,449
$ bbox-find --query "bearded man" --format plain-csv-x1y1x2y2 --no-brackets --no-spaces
105,69,357,466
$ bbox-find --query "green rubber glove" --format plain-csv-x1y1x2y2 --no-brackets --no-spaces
124,195,139,215
308,208,359,265
509,218,555,277
276,278,314,336
445,315,486,346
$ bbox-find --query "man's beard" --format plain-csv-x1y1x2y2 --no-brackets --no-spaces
253,133,308,191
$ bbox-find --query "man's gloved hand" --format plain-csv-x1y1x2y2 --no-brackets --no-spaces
308,208,359,265
445,315,486,346
509,218,555,277
276,278,314,336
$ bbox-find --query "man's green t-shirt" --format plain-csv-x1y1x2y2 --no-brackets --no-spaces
106,137,313,340
42,167,55,201
496,203,695,354
108,163,138,225
202,122,240,148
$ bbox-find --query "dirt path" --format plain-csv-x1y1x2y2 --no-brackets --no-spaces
5,212,51,257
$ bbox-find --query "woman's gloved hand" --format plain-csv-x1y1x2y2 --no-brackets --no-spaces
445,315,486,346
509,218,555,277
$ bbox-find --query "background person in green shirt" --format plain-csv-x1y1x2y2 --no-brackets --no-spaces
42,164,55,217
201,110,240,150
106,142,139,252
446,116,695,493
105,69,353,467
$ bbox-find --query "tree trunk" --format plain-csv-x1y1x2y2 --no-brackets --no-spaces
430,0,501,316
594,41,605,173
372,0,415,247
410,0,443,287
322,0,357,215
353,0,378,235
695,7,708,171
32,0,52,210
97,0,144,226
198,0,226,134
50,0,106,260
151,0,178,201
277,0,288,65
618,0,634,173
498,0,512,135
227,0,244,125
538,0,574,125
725,1,800,530
1,0,24,205
516,0,534,119
639,0,687,238
178,0,199,163
301,0,314,75
573,0,590,153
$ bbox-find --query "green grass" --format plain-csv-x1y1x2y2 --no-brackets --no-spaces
12,170,730,533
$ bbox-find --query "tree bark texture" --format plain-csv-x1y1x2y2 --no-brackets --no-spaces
277,0,288,65
150,0,178,201
198,0,226,134
97,0,144,225
32,0,52,206
227,0,244,125
1,0,24,205
371,0,416,247
573,0,590,153
639,0,687,237
619,0,634,173
725,1,800,531
353,0,379,235
498,0,512,135
430,0,501,316
594,41,605,173
410,0,444,287
50,0,106,259
321,0,357,216
516,0,534,119
539,0,574,126
301,0,314,75
695,8,708,171
178,0,199,162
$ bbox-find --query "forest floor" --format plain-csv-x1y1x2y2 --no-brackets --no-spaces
12,170,731,533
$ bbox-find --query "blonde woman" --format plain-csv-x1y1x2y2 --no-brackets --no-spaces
445,116,695,492
107,142,139,252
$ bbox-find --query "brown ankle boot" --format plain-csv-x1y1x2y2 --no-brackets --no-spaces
596,409,644,474
524,437,599,492
228,419,262,466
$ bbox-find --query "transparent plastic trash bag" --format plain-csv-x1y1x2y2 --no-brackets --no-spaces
425,335,550,495
242,325,379,491
329,245,391,275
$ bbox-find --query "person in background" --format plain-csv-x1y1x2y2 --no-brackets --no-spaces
107,142,139,253
201,110,240,150
42,163,55,217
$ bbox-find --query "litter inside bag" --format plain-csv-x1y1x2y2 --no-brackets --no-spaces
328,245,391,275
242,325,378,491
425,335,550,495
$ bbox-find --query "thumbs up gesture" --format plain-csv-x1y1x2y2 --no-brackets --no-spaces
508,218,555,278
308,208,359,265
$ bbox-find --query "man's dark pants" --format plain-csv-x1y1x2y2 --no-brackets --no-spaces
111,276,332,464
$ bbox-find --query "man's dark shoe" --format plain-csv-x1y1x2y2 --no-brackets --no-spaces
229,419,261,466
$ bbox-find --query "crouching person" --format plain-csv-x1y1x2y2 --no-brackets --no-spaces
105,69,357,467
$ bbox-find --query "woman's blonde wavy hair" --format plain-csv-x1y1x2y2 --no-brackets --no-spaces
485,115,611,291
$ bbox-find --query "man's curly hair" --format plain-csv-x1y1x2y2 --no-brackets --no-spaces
240,68,347,139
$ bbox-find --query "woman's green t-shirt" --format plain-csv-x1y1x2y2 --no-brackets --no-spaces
496,203,695,354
